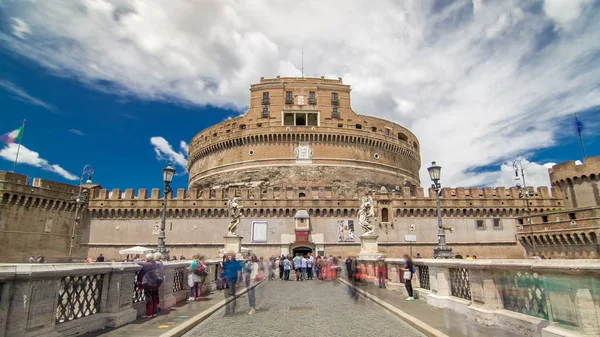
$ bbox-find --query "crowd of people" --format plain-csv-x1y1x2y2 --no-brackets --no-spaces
130,250,421,319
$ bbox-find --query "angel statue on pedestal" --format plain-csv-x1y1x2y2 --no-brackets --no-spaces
227,197,242,236
357,195,375,236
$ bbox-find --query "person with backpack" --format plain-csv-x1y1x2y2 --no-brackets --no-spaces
138,253,163,318
403,254,416,301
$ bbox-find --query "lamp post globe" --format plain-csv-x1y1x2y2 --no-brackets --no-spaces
429,161,453,259
163,162,176,184
158,162,176,258
427,161,442,184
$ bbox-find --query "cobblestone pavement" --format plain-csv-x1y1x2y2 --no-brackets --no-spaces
184,279,425,337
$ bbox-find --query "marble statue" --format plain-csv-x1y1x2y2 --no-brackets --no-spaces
357,195,375,236
227,197,242,235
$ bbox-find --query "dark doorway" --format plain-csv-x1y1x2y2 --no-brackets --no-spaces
292,246,313,256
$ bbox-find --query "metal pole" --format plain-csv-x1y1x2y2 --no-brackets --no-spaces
410,241,413,258
158,184,168,254
12,119,25,173
435,188,446,248
521,167,535,256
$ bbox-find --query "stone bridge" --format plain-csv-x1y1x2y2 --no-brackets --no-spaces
0,259,598,337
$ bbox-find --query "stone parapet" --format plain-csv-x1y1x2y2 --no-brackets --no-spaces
0,261,218,337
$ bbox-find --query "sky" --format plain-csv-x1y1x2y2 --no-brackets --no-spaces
0,0,599,194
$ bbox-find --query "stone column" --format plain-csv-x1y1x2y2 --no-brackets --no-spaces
467,266,502,325
159,265,177,310
358,235,380,258
426,263,452,308
104,263,140,327
224,235,244,259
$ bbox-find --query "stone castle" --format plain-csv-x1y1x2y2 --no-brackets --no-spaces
1,77,598,262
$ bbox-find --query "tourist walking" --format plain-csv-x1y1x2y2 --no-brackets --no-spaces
244,254,259,315
279,255,285,279
138,253,163,318
301,255,308,280
307,253,314,280
293,254,302,281
403,254,415,301
283,256,291,280
376,257,387,289
223,251,243,315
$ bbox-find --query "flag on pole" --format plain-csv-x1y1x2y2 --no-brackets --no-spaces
575,115,584,133
0,126,24,144
574,113,587,160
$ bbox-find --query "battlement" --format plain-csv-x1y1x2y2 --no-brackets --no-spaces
549,156,600,183
255,76,345,86
90,185,562,201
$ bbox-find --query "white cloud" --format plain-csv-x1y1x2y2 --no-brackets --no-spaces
543,0,592,31
69,129,85,136
150,137,188,172
0,79,56,111
1,1,599,188
0,143,77,180
11,17,31,39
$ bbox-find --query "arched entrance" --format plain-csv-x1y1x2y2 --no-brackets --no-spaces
292,246,313,256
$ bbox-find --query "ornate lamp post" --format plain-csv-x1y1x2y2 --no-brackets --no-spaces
513,159,535,256
68,164,94,262
427,161,454,259
157,162,176,258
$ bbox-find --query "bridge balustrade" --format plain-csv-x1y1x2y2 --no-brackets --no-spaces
0,260,219,337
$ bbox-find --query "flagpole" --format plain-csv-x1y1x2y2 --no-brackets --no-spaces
12,119,25,173
575,113,586,162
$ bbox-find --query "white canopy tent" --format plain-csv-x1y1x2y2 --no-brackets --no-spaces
118,246,155,255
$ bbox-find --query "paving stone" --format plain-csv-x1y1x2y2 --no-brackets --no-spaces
184,280,424,337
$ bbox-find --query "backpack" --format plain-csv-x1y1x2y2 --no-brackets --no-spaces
142,269,163,287
194,263,209,277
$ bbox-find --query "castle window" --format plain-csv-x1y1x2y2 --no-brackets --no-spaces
285,91,293,104
299,192,306,198
518,218,524,225
476,220,485,229
225,129,230,133
398,133,408,142
307,113,318,126
212,132,217,137
493,218,501,228
262,106,269,118
381,208,389,222
331,92,339,105
338,123,343,128
371,127,377,132
262,92,269,105
257,123,262,127
296,113,306,126
413,141,419,150
240,124,247,130
284,113,294,126
282,111,319,126
385,127,391,136
332,107,340,118
309,91,316,105
568,212,576,220
355,124,362,130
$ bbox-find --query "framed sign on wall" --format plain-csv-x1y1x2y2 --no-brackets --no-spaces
252,221,268,243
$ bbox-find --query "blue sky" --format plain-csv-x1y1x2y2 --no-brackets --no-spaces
1,0,599,191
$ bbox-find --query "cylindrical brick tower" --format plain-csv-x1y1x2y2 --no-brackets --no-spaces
187,76,421,191
549,156,600,209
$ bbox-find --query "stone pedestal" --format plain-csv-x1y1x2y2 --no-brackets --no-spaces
224,235,244,259
358,235,381,258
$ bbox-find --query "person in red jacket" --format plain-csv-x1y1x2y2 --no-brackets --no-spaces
376,256,387,289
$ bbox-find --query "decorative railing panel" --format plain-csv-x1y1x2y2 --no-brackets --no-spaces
173,268,185,293
449,267,471,300
497,271,549,320
132,270,145,304
56,274,104,324
418,265,430,290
